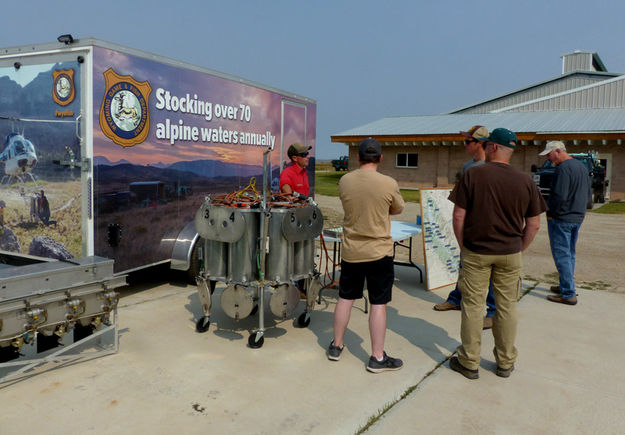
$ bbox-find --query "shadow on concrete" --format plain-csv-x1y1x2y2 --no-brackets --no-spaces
305,285,460,365
387,304,460,359
184,287,294,345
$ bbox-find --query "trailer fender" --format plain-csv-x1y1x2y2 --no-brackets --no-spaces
170,220,199,271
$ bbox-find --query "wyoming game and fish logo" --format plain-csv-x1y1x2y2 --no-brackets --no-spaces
99,68,152,147
52,69,75,106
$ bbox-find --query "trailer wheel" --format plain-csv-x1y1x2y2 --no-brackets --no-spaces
196,316,210,333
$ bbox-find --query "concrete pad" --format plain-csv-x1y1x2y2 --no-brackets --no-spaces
368,284,625,434
1,271,623,434
0,265,449,434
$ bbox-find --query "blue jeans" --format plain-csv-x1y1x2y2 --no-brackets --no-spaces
548,219,581,299
447,281,496,317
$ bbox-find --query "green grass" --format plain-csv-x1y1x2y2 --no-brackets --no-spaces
400,189,420,203
315,171,420,203
315,161,333,171
314,171,344,196
589,202,625,214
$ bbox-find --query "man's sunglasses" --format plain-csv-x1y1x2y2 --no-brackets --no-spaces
298,152,309,157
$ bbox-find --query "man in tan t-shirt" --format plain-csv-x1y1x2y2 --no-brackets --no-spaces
327,137,405,373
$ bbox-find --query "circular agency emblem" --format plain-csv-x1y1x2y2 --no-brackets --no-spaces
99,68,152,147
52,69,75,106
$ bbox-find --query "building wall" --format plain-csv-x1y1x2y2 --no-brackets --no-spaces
348,143,624,201
563,52,593,73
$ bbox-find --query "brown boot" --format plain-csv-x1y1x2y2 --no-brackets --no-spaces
433,301,460,311
549,285,561,294
547,294,577,305
449,356,479,380
493,348,514,378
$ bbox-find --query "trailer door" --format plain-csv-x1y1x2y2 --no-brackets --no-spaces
0,53,87,261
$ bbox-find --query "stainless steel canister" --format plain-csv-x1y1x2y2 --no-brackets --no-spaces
203,238,228,281
264,206,293,284
227,207,260,284
293,239,314,280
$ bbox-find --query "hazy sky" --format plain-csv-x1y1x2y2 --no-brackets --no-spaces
3,0,625,159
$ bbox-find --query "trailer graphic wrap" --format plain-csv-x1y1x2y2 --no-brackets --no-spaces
99,68,152,147
0,62,82,260
92,47,316,272
52,69,76,106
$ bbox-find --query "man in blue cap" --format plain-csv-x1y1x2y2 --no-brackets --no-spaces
447,128,546,379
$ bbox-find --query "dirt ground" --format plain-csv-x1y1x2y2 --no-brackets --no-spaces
315,194,625,294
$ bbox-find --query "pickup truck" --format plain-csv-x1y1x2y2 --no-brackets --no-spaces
531,152,608,209
331,156,349,171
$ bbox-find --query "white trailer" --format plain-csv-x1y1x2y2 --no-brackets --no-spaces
0,37,316,370
0,37,316,275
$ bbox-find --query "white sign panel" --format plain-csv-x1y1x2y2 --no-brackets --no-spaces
420,188,460,290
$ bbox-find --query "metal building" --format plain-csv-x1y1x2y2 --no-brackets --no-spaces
331,51,625,201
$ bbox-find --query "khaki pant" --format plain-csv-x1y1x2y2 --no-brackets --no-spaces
457,248,522,370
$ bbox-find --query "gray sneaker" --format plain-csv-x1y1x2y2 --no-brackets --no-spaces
327,340,344,361
366,352,403,373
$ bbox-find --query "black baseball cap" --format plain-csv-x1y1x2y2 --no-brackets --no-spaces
358,137,382,158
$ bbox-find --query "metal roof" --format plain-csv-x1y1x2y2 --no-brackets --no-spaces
332,108,625,139
491,74,625,113
447,71,620,114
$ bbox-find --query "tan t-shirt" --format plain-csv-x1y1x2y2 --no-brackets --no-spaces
339,168,405,262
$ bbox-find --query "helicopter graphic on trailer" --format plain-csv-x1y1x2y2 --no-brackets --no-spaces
0,132,38,184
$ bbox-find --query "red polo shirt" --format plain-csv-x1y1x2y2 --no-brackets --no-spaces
280,163,309,196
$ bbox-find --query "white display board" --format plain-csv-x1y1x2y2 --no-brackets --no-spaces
419,188,460,290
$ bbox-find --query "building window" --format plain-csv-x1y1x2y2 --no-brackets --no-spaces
396,153,418,168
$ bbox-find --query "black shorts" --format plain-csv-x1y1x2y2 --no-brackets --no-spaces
339,256,394,305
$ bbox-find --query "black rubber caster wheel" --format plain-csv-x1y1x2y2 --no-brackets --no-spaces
297,312,311,328
195,316,210,333
248,332,264,348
